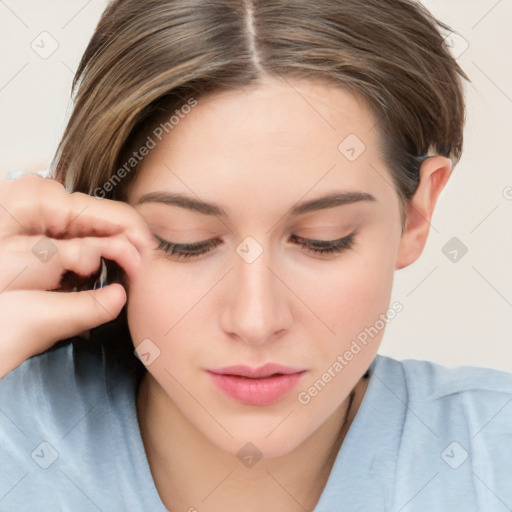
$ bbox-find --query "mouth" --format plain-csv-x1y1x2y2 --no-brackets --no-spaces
206,364,307,405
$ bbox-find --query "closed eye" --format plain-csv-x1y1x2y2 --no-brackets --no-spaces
153,231,357,261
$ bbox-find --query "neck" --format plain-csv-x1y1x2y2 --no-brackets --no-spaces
136,372,368,512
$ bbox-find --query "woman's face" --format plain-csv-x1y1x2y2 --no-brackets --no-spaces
125,75,403,457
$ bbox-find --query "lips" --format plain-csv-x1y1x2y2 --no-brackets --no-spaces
206,363,306,405
207,363,305,379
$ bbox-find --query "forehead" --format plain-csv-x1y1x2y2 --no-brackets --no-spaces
156,75,379,154
127,76,389,218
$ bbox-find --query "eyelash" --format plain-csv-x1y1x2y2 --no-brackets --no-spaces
154,231,357,260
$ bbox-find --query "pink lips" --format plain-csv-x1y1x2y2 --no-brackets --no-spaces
206,363,306,405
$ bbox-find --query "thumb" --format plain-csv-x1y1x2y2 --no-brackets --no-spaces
52,283,128,341
0,284,127,378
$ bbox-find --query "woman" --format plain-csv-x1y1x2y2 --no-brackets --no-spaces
1,0,510,510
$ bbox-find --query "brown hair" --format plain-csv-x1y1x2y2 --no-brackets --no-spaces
48,0,469,375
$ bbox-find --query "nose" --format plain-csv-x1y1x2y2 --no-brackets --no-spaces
221,246,291,346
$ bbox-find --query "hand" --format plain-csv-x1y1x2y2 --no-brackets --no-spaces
0,173,156,378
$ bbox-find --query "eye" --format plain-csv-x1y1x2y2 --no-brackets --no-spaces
153,231,357,261
153,234,221,261
289,231,357,256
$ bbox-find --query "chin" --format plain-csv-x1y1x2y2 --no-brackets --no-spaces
204,419,309,460
226,436,301,461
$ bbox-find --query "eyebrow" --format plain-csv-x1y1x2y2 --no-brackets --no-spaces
136,190,376,218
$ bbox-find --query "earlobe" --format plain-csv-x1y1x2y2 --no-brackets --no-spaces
395,156,453,270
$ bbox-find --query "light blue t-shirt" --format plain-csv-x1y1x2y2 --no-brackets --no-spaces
1,343,511,511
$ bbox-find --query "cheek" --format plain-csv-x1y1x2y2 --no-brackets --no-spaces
294,236,398,408
126,259,194,346
301,232,397,339
126,257,222,376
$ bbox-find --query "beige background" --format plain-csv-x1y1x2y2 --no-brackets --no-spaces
0,0,511,371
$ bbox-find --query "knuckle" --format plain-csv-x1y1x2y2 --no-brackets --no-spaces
76,238,96,267
108,235,126,254
60,238,90,271
1,175,63,210
68,189,87,209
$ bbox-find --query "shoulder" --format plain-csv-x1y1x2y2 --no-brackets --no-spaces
0,343,112,441
373,353,512,437
0,342,143,510
370,354,512,509
393,355,512,398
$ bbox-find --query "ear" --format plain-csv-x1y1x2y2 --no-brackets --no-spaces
396,156,453,270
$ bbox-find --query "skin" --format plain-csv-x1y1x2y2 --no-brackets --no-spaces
125,74,452,511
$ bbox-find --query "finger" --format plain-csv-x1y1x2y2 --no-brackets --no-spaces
0,174,157,255
0,234,143,292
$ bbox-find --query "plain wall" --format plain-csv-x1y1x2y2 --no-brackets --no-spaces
0,0,510,371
